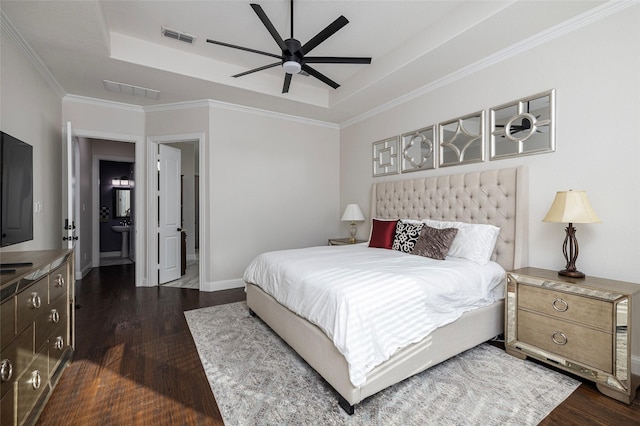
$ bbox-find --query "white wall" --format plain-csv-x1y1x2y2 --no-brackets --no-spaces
207,106,340,286
0,26,63,253
340,7,640,283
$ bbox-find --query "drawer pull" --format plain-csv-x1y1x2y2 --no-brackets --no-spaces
552,331,568,345
1,359,13,382
55,274,65,288
30,292,42,309
54,336,64,351
31,370,41,390
552,297,568,312
50,309,60,323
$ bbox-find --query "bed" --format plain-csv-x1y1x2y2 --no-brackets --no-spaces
244,166,527,414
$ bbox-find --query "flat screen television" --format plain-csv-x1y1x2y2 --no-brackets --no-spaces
1,131,33,247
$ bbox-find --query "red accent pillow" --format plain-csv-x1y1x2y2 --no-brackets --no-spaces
368,219,398,249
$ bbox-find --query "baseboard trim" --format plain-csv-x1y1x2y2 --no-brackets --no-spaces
100,251,121,258
201,278,244,292
76,263,93,279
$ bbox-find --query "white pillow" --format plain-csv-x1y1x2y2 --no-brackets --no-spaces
422,219,500,265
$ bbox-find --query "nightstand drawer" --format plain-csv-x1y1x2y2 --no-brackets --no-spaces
518,284,612,331
517,310,612,373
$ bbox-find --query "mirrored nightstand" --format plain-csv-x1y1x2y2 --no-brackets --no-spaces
328,238,366,246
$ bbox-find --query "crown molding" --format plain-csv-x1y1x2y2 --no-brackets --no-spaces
142,99,211,113
340,0,637,129
1,9,66,98
62,95,338,130
145,99,339,130
206,99,339,130
63,94,145,113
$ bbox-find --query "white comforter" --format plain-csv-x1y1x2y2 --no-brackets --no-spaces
243,243,505,387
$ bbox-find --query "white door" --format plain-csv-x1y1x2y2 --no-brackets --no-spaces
158,144,181,284
62,122,78,251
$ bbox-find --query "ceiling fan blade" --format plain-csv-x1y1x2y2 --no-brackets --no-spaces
207,39,282,60
250,3,289,53
233,62,282,78
304,56,371,64
299,15,349,56
301,64,339,89
282,73,292,93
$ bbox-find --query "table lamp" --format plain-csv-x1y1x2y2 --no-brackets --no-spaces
542,190,601,278
341,204,365,243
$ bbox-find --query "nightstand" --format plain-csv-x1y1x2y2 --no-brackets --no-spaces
328,238,366,246
505,267,640,404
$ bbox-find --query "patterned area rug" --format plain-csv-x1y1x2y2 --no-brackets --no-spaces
185,302,579,426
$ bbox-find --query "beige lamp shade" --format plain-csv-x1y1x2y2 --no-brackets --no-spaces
542,190,601,224
341,204,365,222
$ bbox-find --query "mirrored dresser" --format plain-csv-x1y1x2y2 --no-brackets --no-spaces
506,267,640,404
0,250,75,425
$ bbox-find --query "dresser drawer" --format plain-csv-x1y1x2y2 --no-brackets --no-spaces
35,295,67,352
49,264,68,305
518,284,613,331
1,383,15,426
1,297,16,349
16,277,48,335
0,323,33,399
518,309,613,373
48,323,68,379
16,348,48,425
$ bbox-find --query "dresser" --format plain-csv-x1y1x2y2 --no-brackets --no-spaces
0,250,75,425
505,267,640,404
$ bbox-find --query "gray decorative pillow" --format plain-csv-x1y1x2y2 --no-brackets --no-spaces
412,225,458,260
392,221,424,253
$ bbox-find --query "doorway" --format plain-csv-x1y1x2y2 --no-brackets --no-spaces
147,133,205,290
67,126,145,286
97,158,135,266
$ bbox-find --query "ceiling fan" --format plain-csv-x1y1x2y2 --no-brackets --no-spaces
206,0,372,93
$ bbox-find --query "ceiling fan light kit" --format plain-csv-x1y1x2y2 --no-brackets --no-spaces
206,0,371,93
282,60,301,74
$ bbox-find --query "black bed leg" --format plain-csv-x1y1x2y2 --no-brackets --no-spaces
338,395,355,415
248,309,256,317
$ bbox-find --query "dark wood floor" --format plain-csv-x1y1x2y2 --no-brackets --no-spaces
37,264,640,425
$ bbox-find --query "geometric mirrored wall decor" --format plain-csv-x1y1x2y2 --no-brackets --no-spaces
490,89,555,160
372,136,399,177
438,110,485,167
401,126,436,173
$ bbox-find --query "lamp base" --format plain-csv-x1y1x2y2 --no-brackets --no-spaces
349,222,357,244
558,269,585,279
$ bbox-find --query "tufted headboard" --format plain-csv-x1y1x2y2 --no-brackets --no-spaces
370,167,528,271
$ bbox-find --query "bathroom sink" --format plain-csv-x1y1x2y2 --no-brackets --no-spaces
111,225,132,258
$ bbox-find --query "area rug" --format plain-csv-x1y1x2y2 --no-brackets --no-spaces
185,302,580,426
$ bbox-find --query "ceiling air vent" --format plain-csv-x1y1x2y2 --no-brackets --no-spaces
103,80,160,100
161,26,196,44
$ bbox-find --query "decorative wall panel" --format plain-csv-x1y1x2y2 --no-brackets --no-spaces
400,126,436,173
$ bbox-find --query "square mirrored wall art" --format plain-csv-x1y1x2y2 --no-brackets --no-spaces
401,126,436,173
490,89,555,160
372,136,399,177
439,111,485,167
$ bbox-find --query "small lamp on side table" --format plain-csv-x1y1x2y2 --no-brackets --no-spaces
341,204,365,243
542,190,601,278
